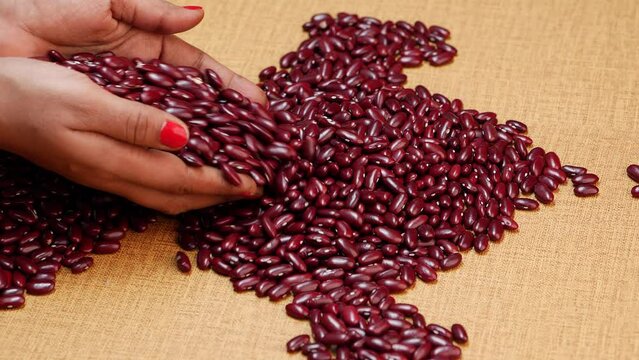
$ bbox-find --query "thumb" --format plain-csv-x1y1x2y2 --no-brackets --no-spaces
90,91,190,151
111,0,204,34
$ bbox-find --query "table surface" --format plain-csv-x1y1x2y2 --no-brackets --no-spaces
1,0,638,359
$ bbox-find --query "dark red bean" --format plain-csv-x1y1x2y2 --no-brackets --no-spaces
144,72,175,88
0,294,25,309
220,162,242,186
440,253,462,270
572,173,599,185
561,165,587,178
15,257,37,275
415,264,437,282
513,198,539,210
627,164,639,183
196,248,212,270
234,275,261,292
93,240,121,254
429,51,454,66
175,251,191,273
8,271,25,288
70,257,94,274
574,185,599,197
268,283,291,301
0,269,11,289
374,227,402,244
474,234,489,253
25,281,55,296
487,221,504,241
433,345,463,357
533,184,554,204
286,303,310,319
205,69,224,89
287,334,310,353
451,323,468,344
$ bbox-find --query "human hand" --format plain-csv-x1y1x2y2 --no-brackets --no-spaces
0,57,259,215
0,0,266,105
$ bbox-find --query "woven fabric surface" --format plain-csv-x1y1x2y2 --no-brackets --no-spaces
1,0,638,359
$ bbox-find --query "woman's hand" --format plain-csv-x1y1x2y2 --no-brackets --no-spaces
0,0,266,104
0,0,268,214
0,57,259,215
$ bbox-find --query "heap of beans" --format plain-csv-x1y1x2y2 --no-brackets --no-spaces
0,11,603,360
0,152,156,308
628,165,639,198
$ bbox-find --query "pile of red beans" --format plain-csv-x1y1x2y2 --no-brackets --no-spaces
0,12,602,360
0,153,156,308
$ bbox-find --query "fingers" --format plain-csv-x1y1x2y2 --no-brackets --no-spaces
63,130,260,198
159,35,268,105
84,89,190,151
111,0,204,34
104,181,243,215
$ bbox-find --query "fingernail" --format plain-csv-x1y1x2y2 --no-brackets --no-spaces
160,121,188,148
183,5,203,10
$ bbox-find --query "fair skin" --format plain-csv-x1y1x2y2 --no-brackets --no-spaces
0,0,266,214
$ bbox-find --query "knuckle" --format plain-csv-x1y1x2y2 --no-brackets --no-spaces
124,110,150,146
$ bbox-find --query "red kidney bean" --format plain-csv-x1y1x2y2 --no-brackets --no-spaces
474,234,489,253
286,303,310,319
287,334,310,353
561,165,587,178
15,257,37,275
25,281,55,296
451,323,468,344
70,257,94,274
574,184,599,197
572,173,599,185
234,276,261,292
175,251,191,273
627,164,639,183
533,184,554,204
513,198,539,210
0,293,25,309
415,264,437,282
93,240,121,254
632,185,639,198
196,248,212,270
440,253,462,270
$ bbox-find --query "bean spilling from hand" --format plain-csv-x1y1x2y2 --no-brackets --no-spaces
0,11,606,360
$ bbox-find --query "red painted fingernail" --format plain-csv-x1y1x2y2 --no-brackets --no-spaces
160,121,188,148
183,5,203,10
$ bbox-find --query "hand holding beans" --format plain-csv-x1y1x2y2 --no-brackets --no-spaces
0,58,259,214
0,0,266,213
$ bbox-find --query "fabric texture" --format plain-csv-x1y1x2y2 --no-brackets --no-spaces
1,0,638,359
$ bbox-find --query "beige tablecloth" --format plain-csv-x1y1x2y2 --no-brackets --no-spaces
1,0,638,359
